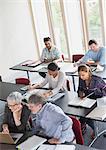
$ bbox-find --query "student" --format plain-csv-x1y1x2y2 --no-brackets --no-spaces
2,92,31,133
78,39,106,66
77,64,106,136
28,94,74,144
40,37,61,63
77,64,106,99
30,62,67,98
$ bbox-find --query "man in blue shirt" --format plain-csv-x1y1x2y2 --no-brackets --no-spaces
40,37,61,63
79,40,106,66
28,94,74,144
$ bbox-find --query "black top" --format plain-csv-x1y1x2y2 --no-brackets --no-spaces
2,104,31,133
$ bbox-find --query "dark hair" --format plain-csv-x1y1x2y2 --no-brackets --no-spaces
78,64,92,74
47,62,60,71
28,94,46,105
43,37,51,43
88,39,97,46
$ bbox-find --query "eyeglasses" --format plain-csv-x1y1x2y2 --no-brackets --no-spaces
8,103,18,108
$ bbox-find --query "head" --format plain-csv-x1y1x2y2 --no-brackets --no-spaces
7,92,23,112
43,37,52,50
47,62,60,77
88,39,99,51
28,94,46,114
78,64,92,81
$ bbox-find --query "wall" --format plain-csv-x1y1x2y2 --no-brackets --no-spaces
0,0,39,81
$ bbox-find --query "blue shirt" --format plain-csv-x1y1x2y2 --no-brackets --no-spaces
81,47,106,65
31,103,74,143
40,46,61,62
77,75,106,99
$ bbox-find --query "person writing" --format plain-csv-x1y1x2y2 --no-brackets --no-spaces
77,64,106,137
77,39,106,66
28,94,74,144
2,92,30,133
29,62,67,98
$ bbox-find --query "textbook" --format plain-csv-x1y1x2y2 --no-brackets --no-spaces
86,106,106,120
38,144,75,150
68,93,96,108
16,135,47,150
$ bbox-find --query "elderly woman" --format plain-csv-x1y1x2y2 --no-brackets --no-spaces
2,92,30,133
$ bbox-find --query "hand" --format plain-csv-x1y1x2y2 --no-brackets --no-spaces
28,84,39,91
79,91,85,99
2,124,9,134
48,138,61,144
87,59,95,65
42,90,53,98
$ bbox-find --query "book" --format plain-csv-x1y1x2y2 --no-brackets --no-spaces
16,135,47,150
38,144,75,150
68,93,96,108
86,106,106,120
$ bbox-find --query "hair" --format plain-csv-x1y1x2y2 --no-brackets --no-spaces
7,91,23,103
43,37,51,43
88,39,98,46
28,94,46,105
47,62,60,71
78,64,92,74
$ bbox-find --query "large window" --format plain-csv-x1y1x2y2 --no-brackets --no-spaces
49,0,69,57
85,0,103,44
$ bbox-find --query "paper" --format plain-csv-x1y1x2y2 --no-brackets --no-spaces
86,106,106,120
16,135,47,150
68,93,96,108
38,144,75,150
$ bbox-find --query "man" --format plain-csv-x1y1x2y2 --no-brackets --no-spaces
40,37,62,63
78,39,106,66
28,94,74,144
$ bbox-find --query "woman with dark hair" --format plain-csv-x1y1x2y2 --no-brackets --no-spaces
30,62,67,98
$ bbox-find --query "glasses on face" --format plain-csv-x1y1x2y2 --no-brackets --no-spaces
8,103,18,108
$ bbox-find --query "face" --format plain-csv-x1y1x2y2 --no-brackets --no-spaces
48,70,58,77
44,41,52,50
28,103,42,114
79,71,90,81
7,100,21,112
89,43,98,51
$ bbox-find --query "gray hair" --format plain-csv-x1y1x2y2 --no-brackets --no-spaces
7,91,23,103
28,94,46,105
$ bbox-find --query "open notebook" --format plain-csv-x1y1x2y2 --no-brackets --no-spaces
86,106,106,120
38,144,75,150
16,135,47,150
68,93,96,108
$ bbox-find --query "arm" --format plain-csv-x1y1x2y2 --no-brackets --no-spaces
40,48,46,62
52,72,66,95
99,47,106,66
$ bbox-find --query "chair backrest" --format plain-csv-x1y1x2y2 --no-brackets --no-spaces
61,54,65,61
66,79,71,91
70,116,84,145
15,78,30,85
72,54,84,63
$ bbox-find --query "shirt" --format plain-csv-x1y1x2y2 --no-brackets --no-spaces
77,75,106,99
40,46,61,62
39,71,67,95
31,103,74,143
81,47,106,65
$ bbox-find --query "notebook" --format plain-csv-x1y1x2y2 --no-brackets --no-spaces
16,135,47,150
38,144,76,150
86,106,106,120
47,92,65,102
0,132,23,144
68,93,96,108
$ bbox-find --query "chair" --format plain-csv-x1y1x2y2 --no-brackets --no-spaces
15,78,30,85
66,79,71,91
0,75,2,82
69,116,84,145
72,54,84,63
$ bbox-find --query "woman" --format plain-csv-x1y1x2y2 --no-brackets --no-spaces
30,62,67,98
77,64,106,136
28,94,74,144
2,92,31,133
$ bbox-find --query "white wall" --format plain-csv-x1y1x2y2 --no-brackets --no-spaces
0,0,39,81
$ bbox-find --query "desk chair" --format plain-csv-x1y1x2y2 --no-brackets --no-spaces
72,54,84,63
70,116,84,145
15,78,30,85
89,129,106,149
66,79,71,91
